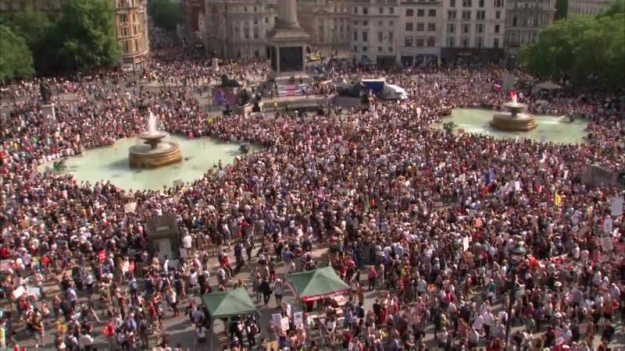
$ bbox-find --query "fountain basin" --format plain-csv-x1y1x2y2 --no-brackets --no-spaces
129,141,182,168
490,112,538,131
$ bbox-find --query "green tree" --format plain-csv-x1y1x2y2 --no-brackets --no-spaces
148,0,184,32
519,9,625,91
0,25,34,83
5,11,59,73
55,0,120,71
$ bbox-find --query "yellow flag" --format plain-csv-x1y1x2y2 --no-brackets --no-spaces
554,192,562,206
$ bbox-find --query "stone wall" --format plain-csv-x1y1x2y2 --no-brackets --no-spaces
582,164,625,189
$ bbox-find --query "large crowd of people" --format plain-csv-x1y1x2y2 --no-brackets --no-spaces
0,30,623,351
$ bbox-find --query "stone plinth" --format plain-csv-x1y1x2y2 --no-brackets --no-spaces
490,102,537,131
267,0,310,79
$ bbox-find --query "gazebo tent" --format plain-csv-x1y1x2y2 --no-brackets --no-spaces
535,81,562,90
285,266,350,302
201,288,257,318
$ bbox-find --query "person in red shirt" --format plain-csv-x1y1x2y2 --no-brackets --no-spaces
342,330,352,350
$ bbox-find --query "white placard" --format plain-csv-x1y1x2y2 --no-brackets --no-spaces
293,311,303,329
280,317,290,331
124,202,137,213
601,237,613,252
271,313,282,329
463,237,470,251
12,286,25,299
610,197,623,217
28,287,41,298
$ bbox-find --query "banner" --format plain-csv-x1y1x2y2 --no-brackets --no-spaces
211,87,238,107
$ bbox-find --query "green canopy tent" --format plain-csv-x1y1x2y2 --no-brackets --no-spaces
201,288,257,318
201,288,258,349
285,266,350,302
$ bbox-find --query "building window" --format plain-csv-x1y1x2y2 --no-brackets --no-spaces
495,24,500,33
363,21,368,25
428,23,436,31
363,7,368,14
405,22,414,31
378,46,383,52
429,9,436,17
494,38,499,48
378,32,384,42
389,7,394,13
494,0,503,7
462,23,470,33
122,40,130,53
389,32,394,42
417,9,425,16
476,23,483,33
448,10,457,19
353,6,357,14
447,23,455,33
405,36,413,46
265,17,269,23
416,22,424,31
476,37,483,47
462,0,472,7
362,31,368,41
462,10,471,20
478,0,484,6
416,38,424,47
450,0,456,7
406,8,414,16
379,7,384,13
362,46,368,51
378,21,383,27
353,45,359,51
476,10,485,20
119,14,128,23
461,37,469,47
512,16,517,26
427,37,436,46
447,37,455,47
495,10,501,19
353,31,358,41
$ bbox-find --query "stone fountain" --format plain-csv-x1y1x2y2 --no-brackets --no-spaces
490,93,537,131
128,112,182,168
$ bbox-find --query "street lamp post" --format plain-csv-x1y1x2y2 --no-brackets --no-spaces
504,241,527,350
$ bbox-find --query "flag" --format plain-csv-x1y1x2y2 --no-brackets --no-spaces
554,192,562,206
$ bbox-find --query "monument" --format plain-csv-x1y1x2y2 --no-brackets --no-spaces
490,92,537,131
40,82,57,126
128,112,183,168
267,0,310,81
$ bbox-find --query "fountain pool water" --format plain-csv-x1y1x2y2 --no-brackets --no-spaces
38,136,259,190
440,108,589,144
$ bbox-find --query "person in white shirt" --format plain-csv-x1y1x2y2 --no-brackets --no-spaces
483,310,495,338
472,314,484,333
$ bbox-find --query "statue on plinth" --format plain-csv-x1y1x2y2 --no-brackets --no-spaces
39,82,53,104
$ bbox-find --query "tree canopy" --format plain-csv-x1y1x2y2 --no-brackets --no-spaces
0,25,34,83
0,0,119,78
55,0,120,71
520,1,625,91
148,0,184,32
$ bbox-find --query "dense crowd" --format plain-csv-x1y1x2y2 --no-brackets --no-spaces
0,34,624,351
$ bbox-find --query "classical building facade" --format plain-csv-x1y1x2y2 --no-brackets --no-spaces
297,0,351,56
204,0,277,59
440,0,507,62
181,0,206,40
399,0,444,66
0,0,150,71
567,0,615,16
350,0,401,66
115,0,150,71
504,0,556,54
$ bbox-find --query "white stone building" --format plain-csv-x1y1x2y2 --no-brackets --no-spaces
297,0,352,56
203,0,277,59
398,0,445,66
440,0,506,62
504,0,556,54
350,0,401,66
568,0,615,16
